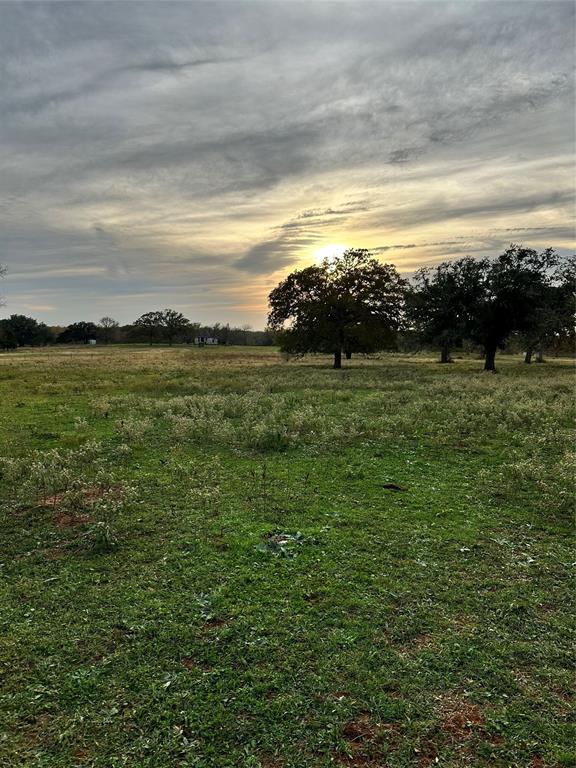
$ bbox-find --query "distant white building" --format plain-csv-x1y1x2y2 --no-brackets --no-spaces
88,339,97,345
194,336,219,346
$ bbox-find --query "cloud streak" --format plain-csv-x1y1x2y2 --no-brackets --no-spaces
0,1,574,324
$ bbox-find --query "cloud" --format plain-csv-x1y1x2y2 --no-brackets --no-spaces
0,1,574,324
375,188,575,233
235,200,371,273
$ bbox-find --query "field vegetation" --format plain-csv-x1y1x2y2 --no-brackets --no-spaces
0,345,574,767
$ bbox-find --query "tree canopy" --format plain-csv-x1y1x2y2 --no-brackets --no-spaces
407,245,573,370
133,309,190,345
2,314,53,347
98,317,119,344
0,319,17,350
268,249,406,368
520,257,575,363
471,245,561,371
0,244,572,367
56,321,98,344
408,257,486,363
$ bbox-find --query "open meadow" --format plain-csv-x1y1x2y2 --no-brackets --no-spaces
0,345,574,768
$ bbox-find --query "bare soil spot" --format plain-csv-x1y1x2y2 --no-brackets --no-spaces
337,714,400,766
342,714,377,743
259,757,284,768
399,633,435,655
54,511,90,528
415,741,438,768
415,693,488,765
435,692,485,742
18,713,52,749
338,755,373,766
201,617,229,633
38,484,123,511
382,483,407,491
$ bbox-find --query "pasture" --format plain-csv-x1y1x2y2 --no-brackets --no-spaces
0,346,573,768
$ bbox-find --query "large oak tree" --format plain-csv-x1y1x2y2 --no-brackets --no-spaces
268,249,406,369
408,257,486,363
57,321,98,344
472,245,561,371
133,309,190,345
521,256,575,363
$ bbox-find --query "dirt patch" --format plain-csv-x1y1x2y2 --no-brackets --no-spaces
181,656,196,670
201,617,229,633
17,713,52,749
414,741,438,768
435,692,485,742
342,714,378,743
54,511,90,528
414,693,488,765
259,757,284,768
337,714,400,766
338,755,373,766
34,485,123,527
382,483,407,491
38,485,123,511
412,634,434,649
400,633,435,654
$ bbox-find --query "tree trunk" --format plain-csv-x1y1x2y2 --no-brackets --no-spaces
440,345,451,363
345,350,352,360
536,348,544,363
484,344,497,372
524,348,533,364
333,349,342,369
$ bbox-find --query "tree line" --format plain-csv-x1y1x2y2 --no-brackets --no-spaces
1,244,574,369
268,245,575,370
0,310,275,350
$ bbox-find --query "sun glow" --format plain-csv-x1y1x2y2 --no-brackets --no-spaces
312,243,348,264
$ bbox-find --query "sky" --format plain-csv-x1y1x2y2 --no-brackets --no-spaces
0,1,574,328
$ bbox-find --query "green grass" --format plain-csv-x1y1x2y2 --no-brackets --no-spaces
0,345,574,768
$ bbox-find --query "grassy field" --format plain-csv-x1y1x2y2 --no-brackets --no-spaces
0,345,573,768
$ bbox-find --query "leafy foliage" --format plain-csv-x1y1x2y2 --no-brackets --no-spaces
408,245,573,371
57,321,98,344
471,245,561,370
1,314,53,346
408,257,486,362
133,308,190,345
268,249,406,368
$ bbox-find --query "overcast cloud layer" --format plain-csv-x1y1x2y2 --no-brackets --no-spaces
0,1,574,326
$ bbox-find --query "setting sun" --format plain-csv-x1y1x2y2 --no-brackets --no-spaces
312,243,348,264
